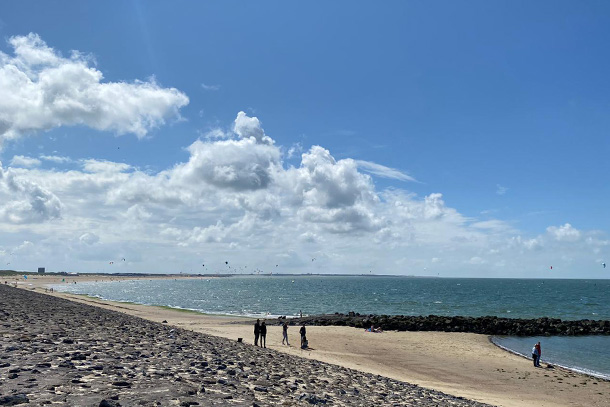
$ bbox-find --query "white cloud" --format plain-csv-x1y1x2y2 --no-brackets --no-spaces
10,155,41,167
233,111,273,145
547,223,581,242
0,33,189,146
423,193,447,220
172,137,280,191
0,163,62,223
202,128,231,140
355,160,416,182
510,235,542,251
82,159,131,173
279,146,384,233
40,154,73,164
0,110,607,278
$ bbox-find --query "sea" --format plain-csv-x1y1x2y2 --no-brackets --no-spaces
51,275,610,380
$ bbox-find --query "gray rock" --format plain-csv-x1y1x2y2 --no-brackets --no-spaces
0,394,29,406
99,400,121,407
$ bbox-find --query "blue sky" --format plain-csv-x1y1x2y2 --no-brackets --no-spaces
0,1,608,277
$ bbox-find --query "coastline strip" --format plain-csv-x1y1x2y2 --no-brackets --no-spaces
9,276,610,406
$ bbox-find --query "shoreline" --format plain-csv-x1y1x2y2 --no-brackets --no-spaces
59,290,610,383
488,336,610,382
3,284,488,406
11,274,610,406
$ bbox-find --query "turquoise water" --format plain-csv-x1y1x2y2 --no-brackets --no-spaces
52,275,610,378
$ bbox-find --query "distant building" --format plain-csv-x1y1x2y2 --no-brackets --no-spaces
38,267,45,274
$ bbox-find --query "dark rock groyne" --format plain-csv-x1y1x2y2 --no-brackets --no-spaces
0,285,492,406
277,313,610,336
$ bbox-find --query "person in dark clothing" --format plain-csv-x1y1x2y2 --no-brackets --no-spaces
282,321,289,345
260,321,267,348
254,319,261,346
299,324,307,349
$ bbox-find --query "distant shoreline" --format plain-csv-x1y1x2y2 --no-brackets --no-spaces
3,269,610,280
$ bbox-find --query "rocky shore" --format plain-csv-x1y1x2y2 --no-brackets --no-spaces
276,313,610,336
0,285,492,406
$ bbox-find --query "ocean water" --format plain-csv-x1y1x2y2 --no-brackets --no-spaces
492,336,610,380
51,275,610,379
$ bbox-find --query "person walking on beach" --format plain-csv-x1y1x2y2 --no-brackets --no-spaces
254,319,261,346
299,323,307,349
532,342,540,367
282,321,289,345
535,341,542,367
260,321,267,348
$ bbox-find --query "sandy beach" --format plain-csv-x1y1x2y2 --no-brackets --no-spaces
1,283,490,406
10,274,610,406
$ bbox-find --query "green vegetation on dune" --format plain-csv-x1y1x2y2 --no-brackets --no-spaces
0,270,21,276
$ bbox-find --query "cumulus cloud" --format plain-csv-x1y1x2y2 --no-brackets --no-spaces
279,146,383,233
10,155,41,167
0,33,189,145
233,111,273,145
547,223,581,242
172,137,280,191
0,109,607,277
0,164,62,223
510,235,542,251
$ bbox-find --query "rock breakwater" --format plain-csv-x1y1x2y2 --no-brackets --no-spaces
0,285,492,406
279,313,610,336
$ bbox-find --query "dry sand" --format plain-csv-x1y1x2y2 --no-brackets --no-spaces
16,274,610,407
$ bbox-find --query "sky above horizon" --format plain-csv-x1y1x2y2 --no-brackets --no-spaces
0,1,609,278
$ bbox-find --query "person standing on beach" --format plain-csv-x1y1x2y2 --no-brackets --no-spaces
299,323,307,349
532,343,539,367
282,321,289,345
260,321,267,348
535,341,542,367
254,319,261,346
